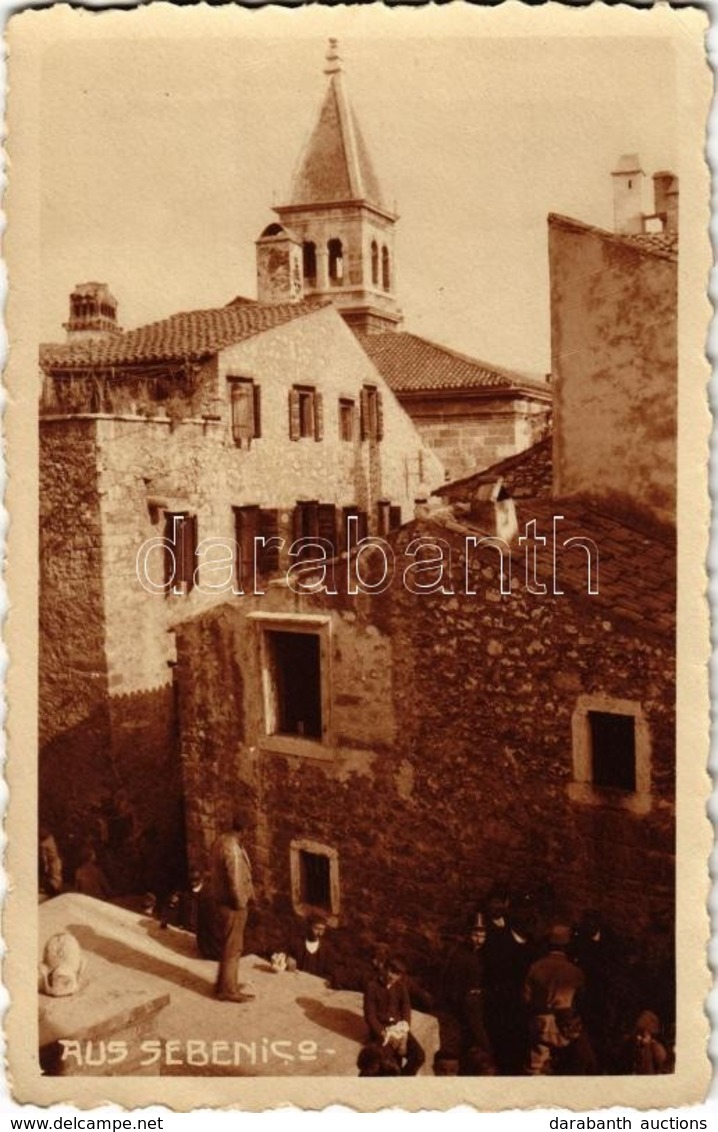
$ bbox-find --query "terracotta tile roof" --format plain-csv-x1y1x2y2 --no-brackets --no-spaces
438,437,553,501
357,331,551,396
623,230,679,261
40,299,329,371
517,499,676,637
549,213,678,263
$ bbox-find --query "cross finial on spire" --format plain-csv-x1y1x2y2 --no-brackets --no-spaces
324,37,342,75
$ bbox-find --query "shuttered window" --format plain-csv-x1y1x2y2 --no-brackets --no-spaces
360,385,384,442
339,398,355,441
164,512,198,595
228,378,261,447
289,386,323,441
341,506,368,553
235,506,281,584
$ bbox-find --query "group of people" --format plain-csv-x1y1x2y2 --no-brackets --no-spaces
40,812,673,1077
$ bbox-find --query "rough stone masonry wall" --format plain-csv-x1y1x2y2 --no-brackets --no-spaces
550,216,677,524
39,420,112,825
175,519,674,984
409,397,551,483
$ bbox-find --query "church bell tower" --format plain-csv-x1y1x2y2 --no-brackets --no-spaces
257,39,402,334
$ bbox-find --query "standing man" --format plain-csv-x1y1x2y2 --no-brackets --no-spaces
523,923,596,1074
209,810,255,1003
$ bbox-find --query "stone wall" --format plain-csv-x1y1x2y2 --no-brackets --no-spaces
39,304,443,887
549,215,677,524
406,396,551,482
174,515,675,980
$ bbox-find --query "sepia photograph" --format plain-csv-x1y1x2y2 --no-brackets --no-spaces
4,1,711,1112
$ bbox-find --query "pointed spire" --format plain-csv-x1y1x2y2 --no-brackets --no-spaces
285,39,387,212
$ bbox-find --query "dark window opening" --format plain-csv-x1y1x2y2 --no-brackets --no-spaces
371,240,379,286
328,238,344,285
303,241,317,284
299,849,331,910
381,245,391,291
269,631,322,739
589,711,636,792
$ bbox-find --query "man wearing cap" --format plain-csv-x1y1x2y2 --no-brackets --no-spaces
523,923,596,1074
209,810,255,1003
439,913,495,1073
363,956,425,1075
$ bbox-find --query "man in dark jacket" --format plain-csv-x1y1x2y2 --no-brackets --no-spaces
363,957,425,1075
209,811,255,1002
288,916,334,979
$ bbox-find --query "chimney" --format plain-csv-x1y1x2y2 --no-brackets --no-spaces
64,282,121,342
255,222,304,304
469,478,518,543
653,171,679,234
611,154,645,235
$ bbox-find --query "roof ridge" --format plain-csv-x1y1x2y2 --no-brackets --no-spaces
548,212,678,262
40,298,334,370
396,331,542,386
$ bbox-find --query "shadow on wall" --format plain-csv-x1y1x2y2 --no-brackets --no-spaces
39,685,187,900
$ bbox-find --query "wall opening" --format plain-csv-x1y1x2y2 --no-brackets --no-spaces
290,837,340,923
589,710,636,792
328,239,344,284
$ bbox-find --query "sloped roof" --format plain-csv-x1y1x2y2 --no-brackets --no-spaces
549,213,678,264
424,495,674,638
357,331,551,397
519,498,675,636
623,230,679,260
286,64,386,210
437,437,554,501
40,299,329,371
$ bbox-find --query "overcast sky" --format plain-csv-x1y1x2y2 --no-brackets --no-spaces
38,11,682,374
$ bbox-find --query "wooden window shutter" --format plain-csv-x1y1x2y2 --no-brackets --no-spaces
236,505,259,587
170,514,197,592
359,388,370,440
288,388,301,440
163,513,175,590
389,504,402,531
375,390,385,441
318,503,337,551
258,509,281,575
314,391,324,441
230,382,254,447
252,383,262,439
293,503,305,543
186,515,198,592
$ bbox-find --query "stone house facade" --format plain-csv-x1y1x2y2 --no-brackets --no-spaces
550,157,678,526
39,292,442,873
172,495,675,980
167,149,679,1001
